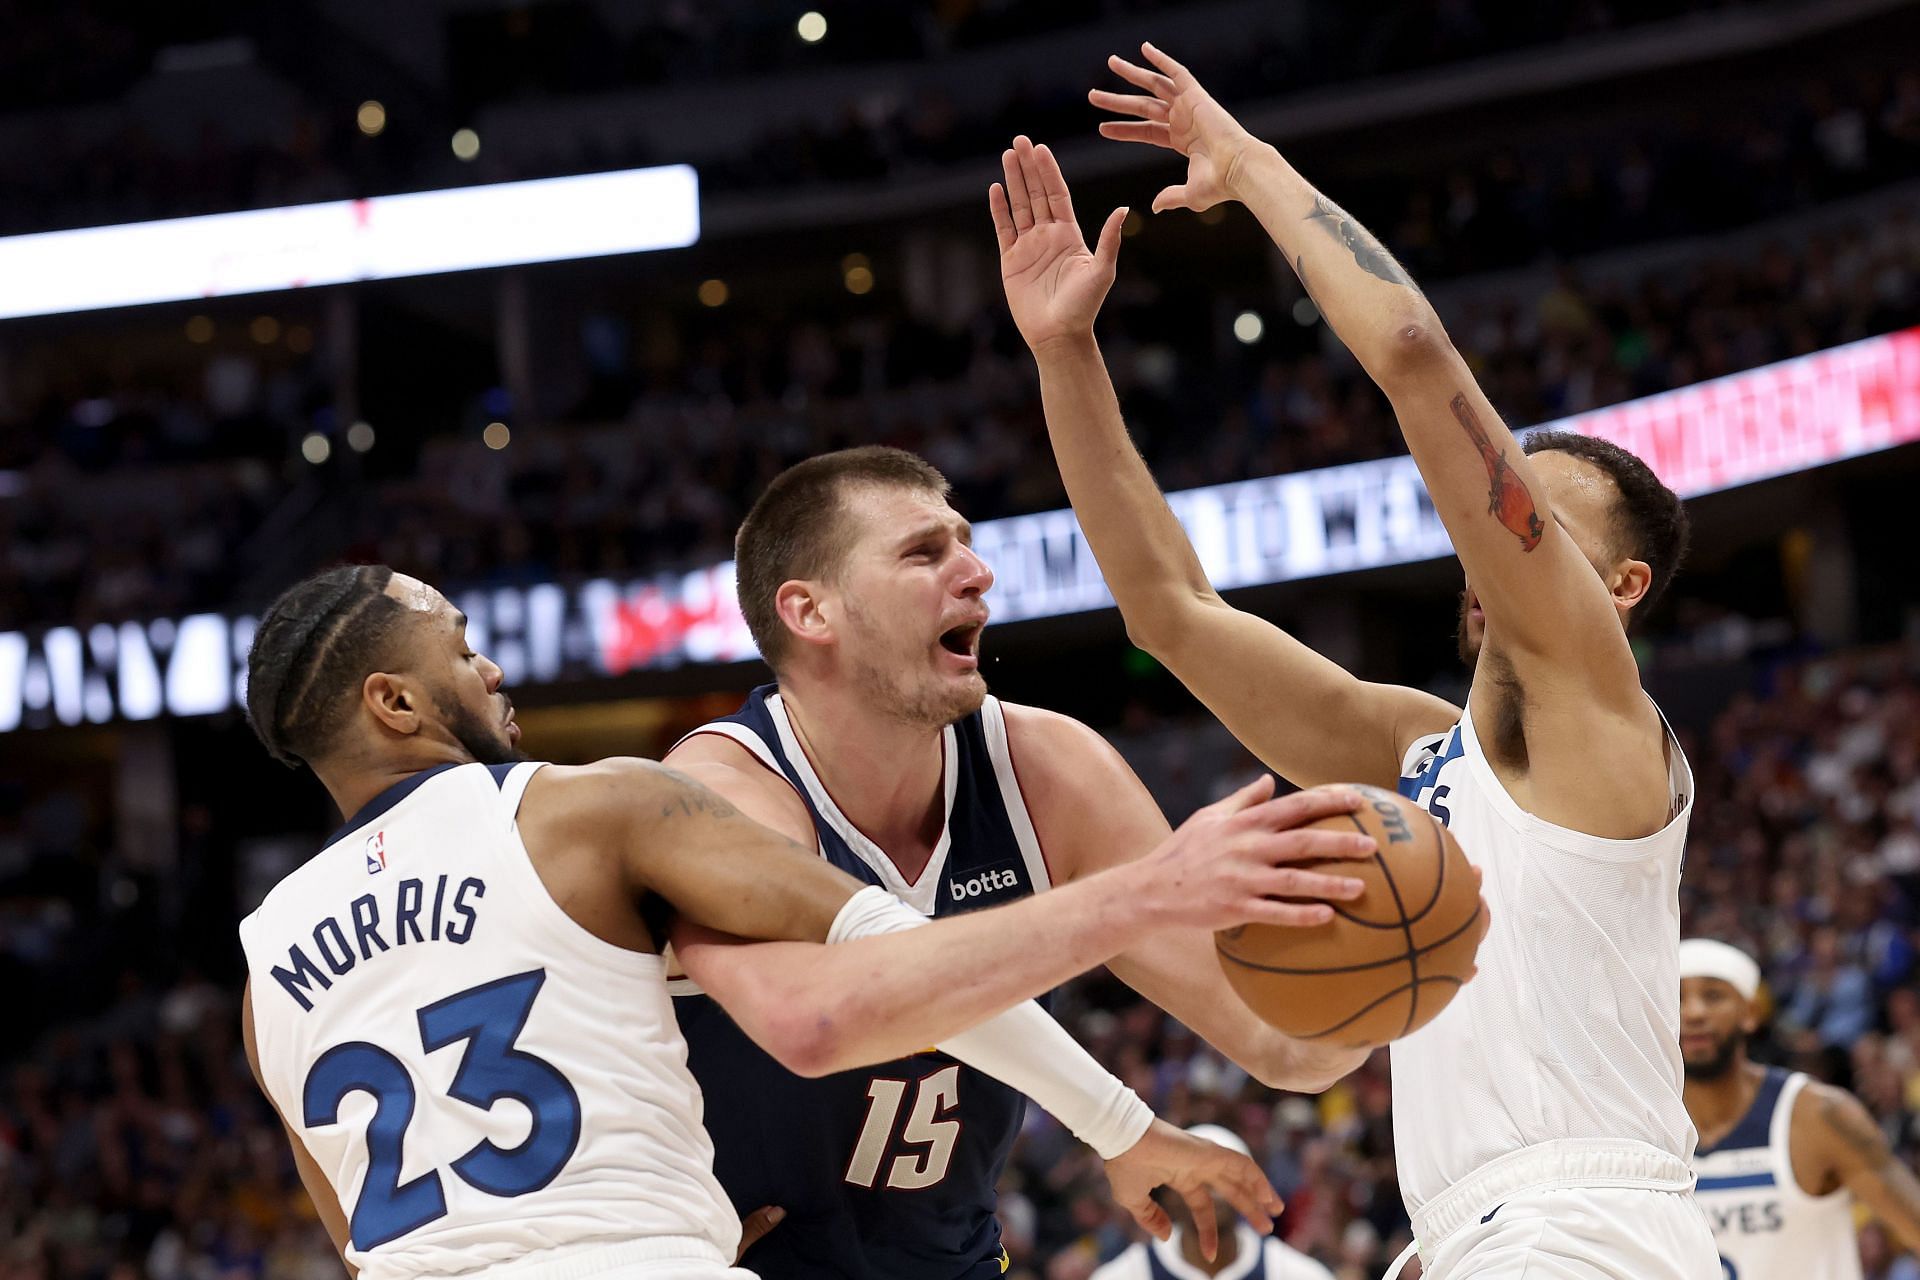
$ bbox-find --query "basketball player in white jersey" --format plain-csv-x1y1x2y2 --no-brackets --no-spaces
1682,939,1920,1280
236,564,1371,1280
996,43,1716,1277
1091,1126,1336,1280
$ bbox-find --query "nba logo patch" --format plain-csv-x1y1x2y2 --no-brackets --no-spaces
365,831,388,875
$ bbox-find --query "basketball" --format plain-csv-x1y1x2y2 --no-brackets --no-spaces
1215,784,1484,1049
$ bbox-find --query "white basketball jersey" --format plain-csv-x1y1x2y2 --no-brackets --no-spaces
238,762,739,1280
1695,1069,1862,1280
1391,700,1698,1211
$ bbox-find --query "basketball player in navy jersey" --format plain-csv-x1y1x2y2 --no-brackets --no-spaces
237,565,1364,1280
665,448,1395,1278
1001,43,1716,1279
1682,939,1920,1280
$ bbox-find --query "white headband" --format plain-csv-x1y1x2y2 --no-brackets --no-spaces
1186,1124,1252,1160
1678,939,1760,1000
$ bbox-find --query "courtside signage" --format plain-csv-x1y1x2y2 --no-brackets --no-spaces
1,326,1913,730
0,166,700,320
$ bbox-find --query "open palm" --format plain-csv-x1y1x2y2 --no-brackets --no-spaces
990,136,1126,352
1090,43,1253,214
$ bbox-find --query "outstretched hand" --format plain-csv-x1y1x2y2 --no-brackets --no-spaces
1090,42,1259,214
990,135,1126,353
1105,1119,1285,1261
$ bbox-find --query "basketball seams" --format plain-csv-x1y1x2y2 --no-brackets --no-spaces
1363,830,1423,1038
1213,899,1483,976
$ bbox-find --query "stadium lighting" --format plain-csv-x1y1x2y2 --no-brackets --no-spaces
185,315,214,344
797,11,827,42
484,422,511,450
1293,298,1320,326
347,422,376,453
357,101,387,137
698,279,729,307
1232,311,1264,344
301,433,332,465
0,165,700,320
451,129,481,161
250,315,281,345
3,325,1914,733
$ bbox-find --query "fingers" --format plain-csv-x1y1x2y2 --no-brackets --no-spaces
1240,898,1337,928
1107,53,1176,99
1125,1194,1172,1242
1094,206,1127,271
1209,1163,1279,1236
1030,142,1077,225
1097,120,1177,150
988,183,1016,253
1000,148,1033,232
1249,827,1376,864
1258,864,1367,900
1087,88,1167,122
1140,41,1191,82
1012,136,1052,225
734,1205,786,1262
1235,788,1364,839
1152,183,1196,214
1178,1182,1220,1261
1209,773,1277,816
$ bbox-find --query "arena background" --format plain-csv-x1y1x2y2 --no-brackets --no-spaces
2,1,1919,1276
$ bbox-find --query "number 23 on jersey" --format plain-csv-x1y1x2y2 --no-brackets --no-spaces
303,969,582,1250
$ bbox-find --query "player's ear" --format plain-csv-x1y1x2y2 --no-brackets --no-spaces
362,671,423,737
1611,557,1652,615
774,579,836,653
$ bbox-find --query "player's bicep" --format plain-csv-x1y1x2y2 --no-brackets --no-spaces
1813,1087,1920,1242
1153,602,1453,790
625,762,861,944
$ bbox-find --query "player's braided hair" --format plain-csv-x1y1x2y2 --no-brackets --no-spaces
735,446,951,668
245,564,410,768
1523,430,1689,623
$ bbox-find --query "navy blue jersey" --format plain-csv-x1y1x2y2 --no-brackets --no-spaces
672,685,1054,1280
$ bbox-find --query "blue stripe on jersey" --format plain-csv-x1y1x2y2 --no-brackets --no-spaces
677,684,1044,1280
1698,1172,1779,1192
326,762,462,846
1697,1067,1791,1157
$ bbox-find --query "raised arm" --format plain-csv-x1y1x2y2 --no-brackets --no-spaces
993,137,1455,789
1093,46,1669,834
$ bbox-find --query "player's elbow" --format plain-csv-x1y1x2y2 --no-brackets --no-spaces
1372,311,1455,387
1121,589,1220,664
756,1002,845,1078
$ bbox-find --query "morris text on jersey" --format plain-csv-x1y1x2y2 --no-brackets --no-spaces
270,875,488,1011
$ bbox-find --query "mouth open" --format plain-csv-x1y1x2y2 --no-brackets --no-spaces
938,621,984,665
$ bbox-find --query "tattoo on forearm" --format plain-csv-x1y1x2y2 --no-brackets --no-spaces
1449,394,1544,551
1304,195,1416,289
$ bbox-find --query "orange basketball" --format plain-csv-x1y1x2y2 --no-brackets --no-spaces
1214,784,1484,1050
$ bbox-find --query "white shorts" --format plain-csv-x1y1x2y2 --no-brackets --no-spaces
1420,1186,1718,1280
463,1239,757,1280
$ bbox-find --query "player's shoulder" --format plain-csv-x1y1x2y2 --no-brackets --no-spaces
662,731,814,842
999,701,1131,774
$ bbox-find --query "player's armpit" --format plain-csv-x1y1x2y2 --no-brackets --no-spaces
243,982,357,1273
1804,1084,1920,1253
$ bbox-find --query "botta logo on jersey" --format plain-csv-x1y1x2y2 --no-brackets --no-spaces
949,861,1021,905
365,831,388,875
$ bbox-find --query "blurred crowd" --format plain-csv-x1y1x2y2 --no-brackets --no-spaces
5,637,1920,1278
7,182,1912,634
0,0,1803,238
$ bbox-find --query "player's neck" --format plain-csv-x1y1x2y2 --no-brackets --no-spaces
315,749,467,832
1176,1224,1240,1274
1686,1058,1766,1147
778,684,947,868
